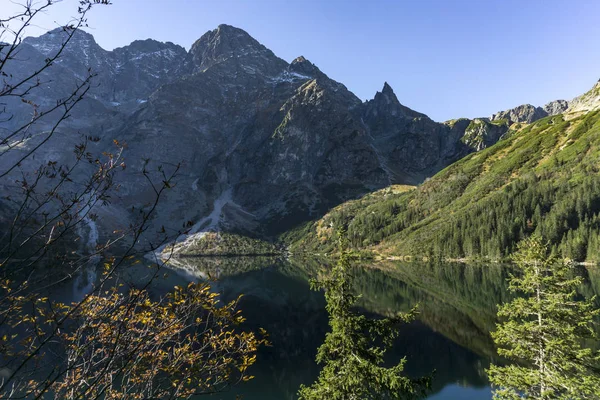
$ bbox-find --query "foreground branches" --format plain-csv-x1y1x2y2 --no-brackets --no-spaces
1,2,267,399
0,278,266,399
57,282,266,399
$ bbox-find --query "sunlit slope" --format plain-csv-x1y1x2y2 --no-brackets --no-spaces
286,111,600,262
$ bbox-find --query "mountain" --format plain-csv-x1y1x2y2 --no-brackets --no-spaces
22,28,187,109
109,24,514,244
544,100,570,116
487,80,600,126
567,80,600,114
14,24,598,254
285,101,600,263
490,104,548,124
0,28,188,168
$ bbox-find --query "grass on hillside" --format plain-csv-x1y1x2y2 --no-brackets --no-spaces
284,111,600,263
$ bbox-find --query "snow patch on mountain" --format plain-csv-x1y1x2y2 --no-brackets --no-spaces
269,70,312,84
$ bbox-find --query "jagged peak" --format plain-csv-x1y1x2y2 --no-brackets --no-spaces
289,55,320,77
367,82,427,120
292,55,308,64
373,82,397,104
381,81,394,95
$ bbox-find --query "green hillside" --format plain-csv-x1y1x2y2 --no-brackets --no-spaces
285,110,600,263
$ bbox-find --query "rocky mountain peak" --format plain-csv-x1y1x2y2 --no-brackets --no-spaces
22,27,114,85
381,81,394,95
15,28,188,113
112,39,186,68
459,118,509,151
490,103,548,124
188,24,280,73
378,82,397,105
289,55,319,77
116,38,182,54
365,82,427,119
292,55,307,63
487,78,600,124
543,99,569,116
23,27,103,57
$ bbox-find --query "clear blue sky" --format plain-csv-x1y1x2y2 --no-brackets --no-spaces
7,0,600,121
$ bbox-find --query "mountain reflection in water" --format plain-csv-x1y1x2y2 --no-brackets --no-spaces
104,257,599,399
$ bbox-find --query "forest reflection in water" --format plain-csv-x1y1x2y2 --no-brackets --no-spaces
104,256,599,400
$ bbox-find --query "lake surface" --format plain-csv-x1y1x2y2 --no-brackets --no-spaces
61,256,600,399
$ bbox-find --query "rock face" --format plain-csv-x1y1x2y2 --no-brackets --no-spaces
113,25,393,235
22,29,187,110
490,104,548,124
567,80,600,114
544,100,569,116
0,24,519,246
1,29,187,136
361,84,479,183
489,80,600,126
457,119,509,151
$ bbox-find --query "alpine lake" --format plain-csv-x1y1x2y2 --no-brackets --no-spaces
59,255,600,400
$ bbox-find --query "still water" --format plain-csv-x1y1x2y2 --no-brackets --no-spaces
63,256,599,399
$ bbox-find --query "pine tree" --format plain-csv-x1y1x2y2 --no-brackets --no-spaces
298,231,431,400
487,236,600,399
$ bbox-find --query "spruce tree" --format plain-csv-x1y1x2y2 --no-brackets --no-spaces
298,231,431,400
487,236,600,399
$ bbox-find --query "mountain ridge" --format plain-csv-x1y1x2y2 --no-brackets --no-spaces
3,25,599,255
488,79,600,125
286,109,600,263
22,26,595,124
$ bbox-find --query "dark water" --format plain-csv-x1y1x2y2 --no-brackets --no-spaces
62,257,600,399
111,258,503,399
